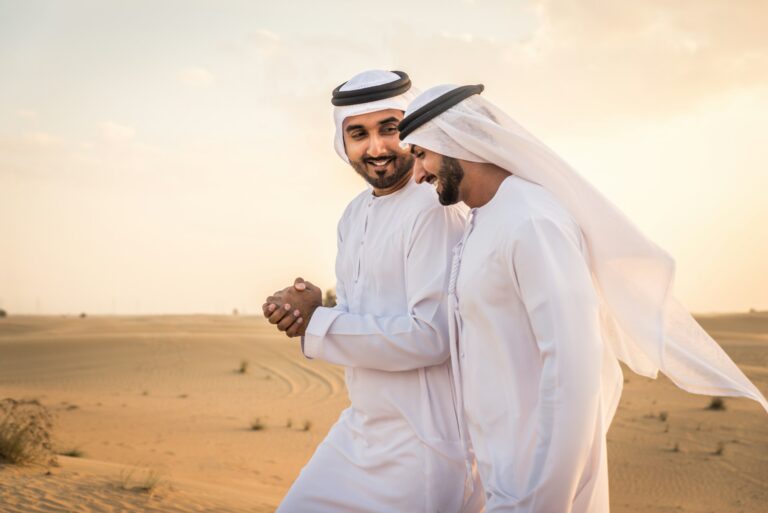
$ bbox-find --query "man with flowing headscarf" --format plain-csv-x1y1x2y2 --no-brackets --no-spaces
263,71,484,513
397,84,768,513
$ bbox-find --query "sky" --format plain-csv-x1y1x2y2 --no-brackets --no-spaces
1,0,767,314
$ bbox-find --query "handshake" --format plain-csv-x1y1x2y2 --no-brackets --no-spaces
261,277,323,338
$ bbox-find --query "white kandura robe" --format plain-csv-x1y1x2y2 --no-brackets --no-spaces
449,175,623,513
277,178,485,513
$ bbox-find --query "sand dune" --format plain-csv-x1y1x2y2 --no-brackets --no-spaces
1,313,766,512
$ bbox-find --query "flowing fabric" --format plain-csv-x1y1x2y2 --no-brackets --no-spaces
401,85,768,422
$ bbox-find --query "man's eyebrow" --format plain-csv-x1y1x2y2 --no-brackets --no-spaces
378,117,400,125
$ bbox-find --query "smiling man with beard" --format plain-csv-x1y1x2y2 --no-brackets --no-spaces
399,84,768,513
263,70,484,513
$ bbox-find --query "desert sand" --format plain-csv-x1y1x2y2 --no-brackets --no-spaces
0,313,766,512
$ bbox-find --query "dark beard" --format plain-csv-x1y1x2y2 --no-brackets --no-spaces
437,156,464,205
350,153,414,190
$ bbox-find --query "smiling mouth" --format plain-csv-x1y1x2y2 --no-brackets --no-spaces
365,156,395,169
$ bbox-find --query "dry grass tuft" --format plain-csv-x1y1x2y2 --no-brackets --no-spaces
0,398,57,466
250,418,265,431
59,448,84,458
706,397,726,411
714,441,726,456
302,420,312,432
238,359,250,374
119,467,164,496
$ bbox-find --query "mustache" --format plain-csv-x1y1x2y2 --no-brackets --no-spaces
363,154,398,164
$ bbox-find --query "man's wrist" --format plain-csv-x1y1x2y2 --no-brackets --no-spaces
303,304,321,331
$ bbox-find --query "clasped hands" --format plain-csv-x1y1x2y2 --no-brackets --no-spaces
262,277,323,338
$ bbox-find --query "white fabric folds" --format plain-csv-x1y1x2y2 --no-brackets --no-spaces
333,69,419,163
401,84,768,418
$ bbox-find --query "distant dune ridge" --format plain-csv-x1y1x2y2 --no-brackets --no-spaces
0,313,766,513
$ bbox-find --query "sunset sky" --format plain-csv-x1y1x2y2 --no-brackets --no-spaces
1,0,767,314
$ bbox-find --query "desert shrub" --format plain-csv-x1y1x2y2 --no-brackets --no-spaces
238,359,250,374
59,448,84,458
0,309,7,318
119,467,163,495
250,418,264,431
707,397,726,411
0,398,57,466
323,289,337,308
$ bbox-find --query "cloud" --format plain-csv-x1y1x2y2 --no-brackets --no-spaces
251,29,279,44
525,0,768,102
178,67,216,87
392,0,768,126
100,121,135,142
0,132,68,180
440,32,480,44
16,109,37,120
23,131,61,148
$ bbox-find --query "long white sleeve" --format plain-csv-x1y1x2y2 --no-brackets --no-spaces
301,220,348,358
329,219,350,314
507,217,604,513
303,205,463,372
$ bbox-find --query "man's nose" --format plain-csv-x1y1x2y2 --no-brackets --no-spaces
413,160,427,184
367,133,387,156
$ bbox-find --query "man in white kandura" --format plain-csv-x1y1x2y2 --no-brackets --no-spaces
262,71,484,513
397,83,768,513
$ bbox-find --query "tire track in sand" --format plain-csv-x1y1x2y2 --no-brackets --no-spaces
282,357,344,399
253,362,298,398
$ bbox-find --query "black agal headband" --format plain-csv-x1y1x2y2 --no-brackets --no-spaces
331,71,412,106
398,84,484,140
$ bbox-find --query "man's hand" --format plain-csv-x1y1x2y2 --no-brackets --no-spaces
262,277,323,338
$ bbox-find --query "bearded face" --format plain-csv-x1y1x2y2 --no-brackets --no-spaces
349,151,414,190
434,155,464,206
342,109,414,191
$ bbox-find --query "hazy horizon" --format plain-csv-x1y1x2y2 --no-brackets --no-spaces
2,0,767,315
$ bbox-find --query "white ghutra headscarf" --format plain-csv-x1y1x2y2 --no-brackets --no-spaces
332,69,419,163
400,84,768,420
